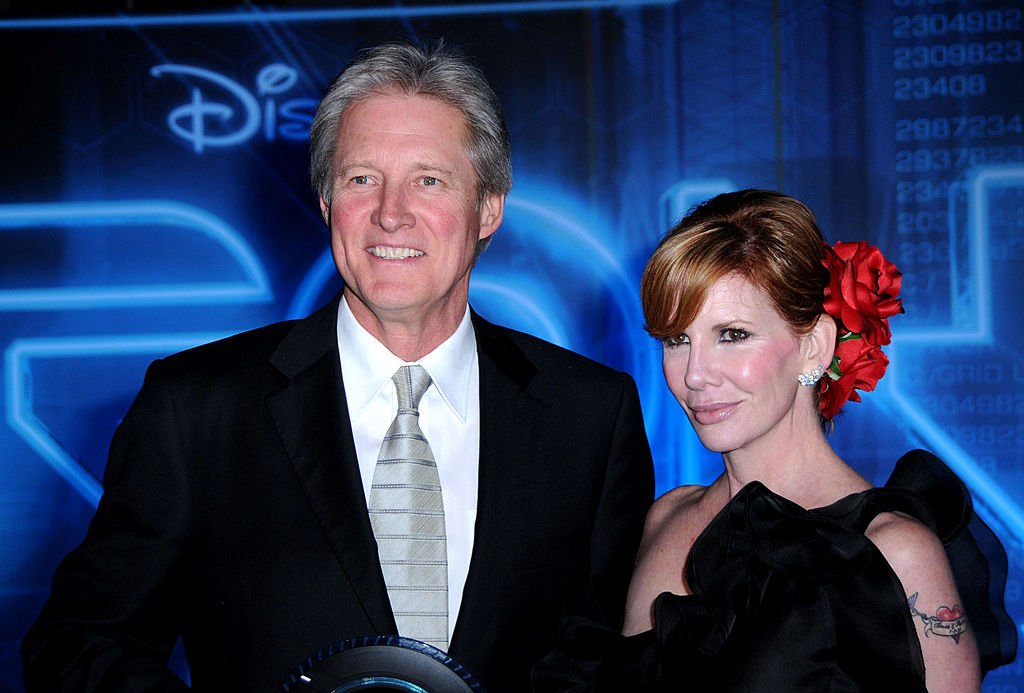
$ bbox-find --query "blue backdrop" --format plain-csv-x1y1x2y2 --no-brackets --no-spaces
2,0,1022,689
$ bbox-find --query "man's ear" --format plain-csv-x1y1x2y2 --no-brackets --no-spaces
319,197,330,227
477,193,504,240
805,313,837,371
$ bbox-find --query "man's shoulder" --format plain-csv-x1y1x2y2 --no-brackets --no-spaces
493,324,603,363
157,296,339,378
159,319,298,372
476,317,632,386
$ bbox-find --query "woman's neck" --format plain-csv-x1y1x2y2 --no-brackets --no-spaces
718,425,864,509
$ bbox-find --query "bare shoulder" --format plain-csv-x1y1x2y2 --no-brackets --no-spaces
864,511,956,606
865,511,945,563
642,484,706,538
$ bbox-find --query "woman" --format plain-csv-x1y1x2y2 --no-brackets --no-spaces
533,190,1015,691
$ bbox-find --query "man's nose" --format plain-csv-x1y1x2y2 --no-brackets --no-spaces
371,182,415,232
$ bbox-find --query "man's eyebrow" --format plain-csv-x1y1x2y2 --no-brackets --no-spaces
412,160,455,175
334,161,456,176
335,161,374,176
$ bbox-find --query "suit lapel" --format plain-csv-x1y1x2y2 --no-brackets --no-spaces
265,295,396,634
450,313,547,655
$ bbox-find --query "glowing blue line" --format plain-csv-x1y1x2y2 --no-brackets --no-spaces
942,178,966,329
506,196,630,284
968,166,1023,336
288,249,338,320
5,333,228,508
9,333,228,357
889,328,988,344
470,278,570,347
896,166,1016,344
946,180,965,330
0,0,677,29
0,200,272,311
6,342,103,505
502,193,664,415
1,285,268,310
881,357,1024,547
659,179,733,231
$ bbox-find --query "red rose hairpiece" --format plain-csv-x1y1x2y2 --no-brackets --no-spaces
818,241,904,420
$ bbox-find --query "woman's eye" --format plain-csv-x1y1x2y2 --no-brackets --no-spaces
721,328,750,342
663,335,688,348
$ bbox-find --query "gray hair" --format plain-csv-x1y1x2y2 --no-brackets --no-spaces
310,39,513,209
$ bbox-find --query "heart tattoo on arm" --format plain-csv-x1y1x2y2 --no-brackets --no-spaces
907,592,968,643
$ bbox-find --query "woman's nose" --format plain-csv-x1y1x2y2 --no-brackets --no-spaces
683,343,713,391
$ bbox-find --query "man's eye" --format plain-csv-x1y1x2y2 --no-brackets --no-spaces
421,176,438,186
351,175,370,185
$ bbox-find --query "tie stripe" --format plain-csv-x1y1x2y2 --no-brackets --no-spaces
368,365,449,650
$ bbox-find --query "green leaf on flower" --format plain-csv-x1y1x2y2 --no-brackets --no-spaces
828,354,842,380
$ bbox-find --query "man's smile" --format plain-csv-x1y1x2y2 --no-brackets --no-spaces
367,245,425,259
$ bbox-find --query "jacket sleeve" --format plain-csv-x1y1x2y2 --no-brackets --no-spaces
22,360,192,692
586,372,654,630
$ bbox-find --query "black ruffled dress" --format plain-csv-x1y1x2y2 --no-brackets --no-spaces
533,450,1016,692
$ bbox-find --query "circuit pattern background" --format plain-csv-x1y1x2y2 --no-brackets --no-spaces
1,1,1022,688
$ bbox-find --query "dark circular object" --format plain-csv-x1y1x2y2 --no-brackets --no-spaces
279,635,485,693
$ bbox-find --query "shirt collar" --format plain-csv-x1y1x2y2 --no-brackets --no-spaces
337,295,476,421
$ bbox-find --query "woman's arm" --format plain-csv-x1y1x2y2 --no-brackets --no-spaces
868,513,982,692
621,485,705,636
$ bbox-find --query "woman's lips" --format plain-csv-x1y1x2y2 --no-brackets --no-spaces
689,402,739,426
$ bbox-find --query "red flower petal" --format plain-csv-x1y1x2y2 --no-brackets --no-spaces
819,241,903,418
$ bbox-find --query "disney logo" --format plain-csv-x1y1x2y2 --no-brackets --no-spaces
151,63,317,153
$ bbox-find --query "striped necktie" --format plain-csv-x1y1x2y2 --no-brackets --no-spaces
368,365,448,650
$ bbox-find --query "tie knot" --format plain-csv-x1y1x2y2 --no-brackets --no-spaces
392,365,432,411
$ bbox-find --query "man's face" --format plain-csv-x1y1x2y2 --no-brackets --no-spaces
321,92,503,336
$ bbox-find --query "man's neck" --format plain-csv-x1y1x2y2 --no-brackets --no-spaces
343,291,468,361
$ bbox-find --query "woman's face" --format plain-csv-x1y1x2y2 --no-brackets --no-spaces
662,273,808,455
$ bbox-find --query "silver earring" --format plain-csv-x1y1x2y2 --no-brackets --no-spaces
797,364,825,387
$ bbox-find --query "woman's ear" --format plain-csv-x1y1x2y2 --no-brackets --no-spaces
805,313,837,371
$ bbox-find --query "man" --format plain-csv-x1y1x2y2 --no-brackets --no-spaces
22,40,653,692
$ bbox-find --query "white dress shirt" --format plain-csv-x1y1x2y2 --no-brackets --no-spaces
336,295,480,641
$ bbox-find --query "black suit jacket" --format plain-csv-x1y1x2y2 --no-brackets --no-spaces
22,296,654,692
